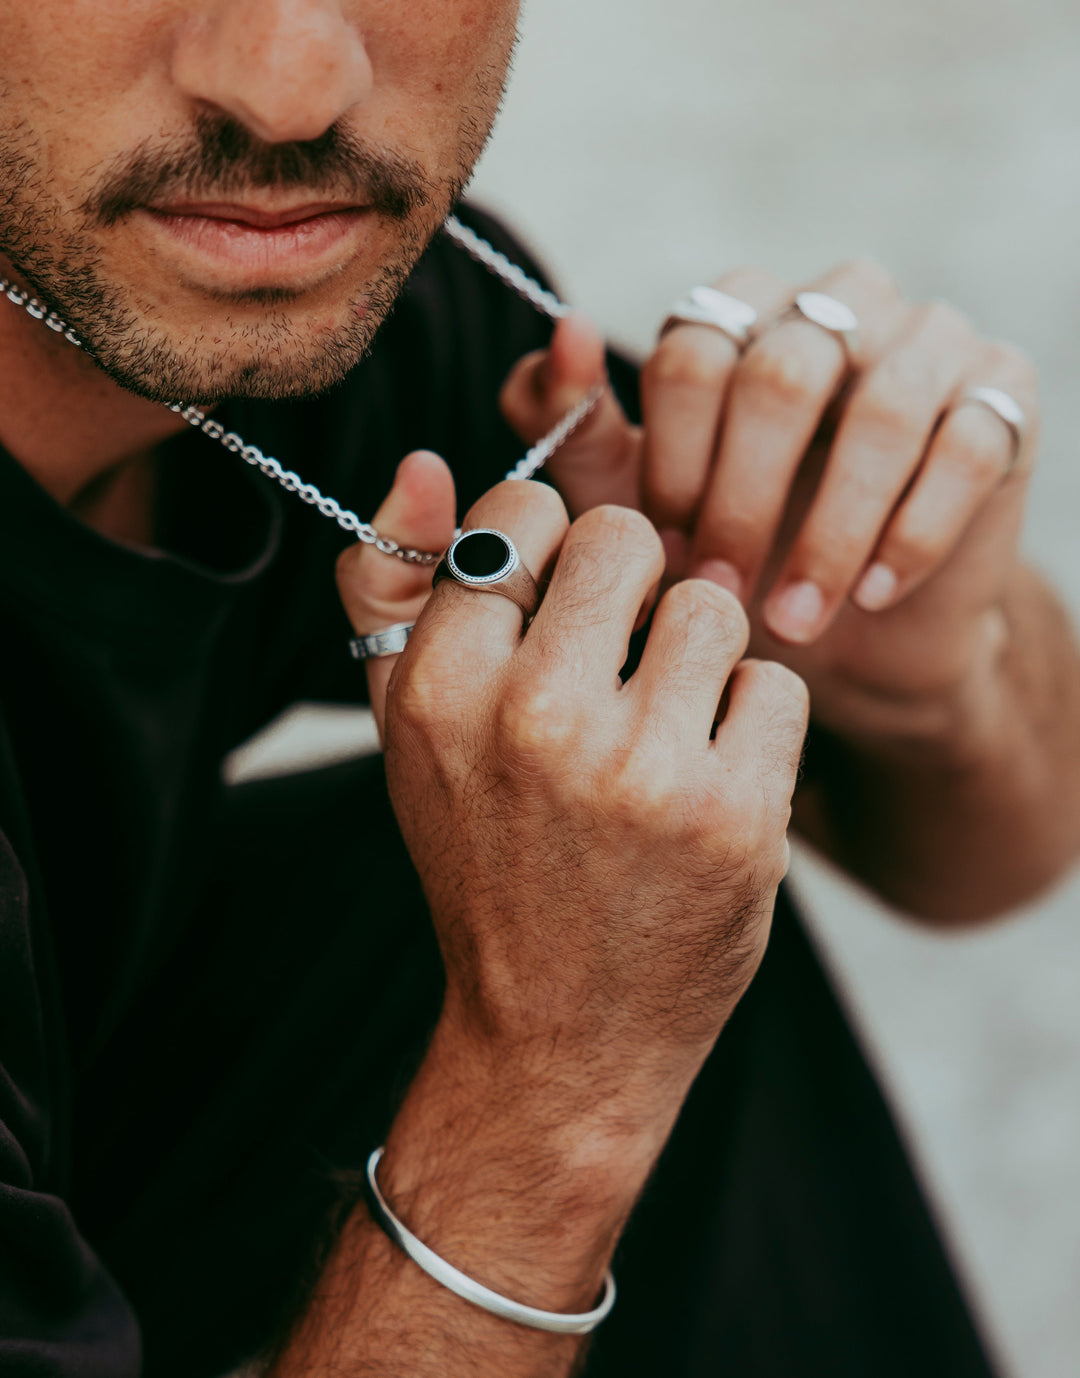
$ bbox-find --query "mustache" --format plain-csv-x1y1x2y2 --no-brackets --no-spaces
85,114,437,225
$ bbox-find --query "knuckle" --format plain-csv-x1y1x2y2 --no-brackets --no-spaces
850,380,922,439
740,342,825,410
642,460,698,517
713,265,779,297
710,821,758,882
478,477,569,528
526,477,572,523
758,831,795,889
666,577,750,646
699,509,762,561
882,521,941,574
710,778,771,856
916,298,970,340
836,256,898,298
942,427,1004,485
496,678,578,756
985,339,1039,394
749,660,810,729
573,503,663,560
497,347,545,416
758,657,809,704
388,661,446,731
645,336,729,393
796,493,877,567
611,755,679,822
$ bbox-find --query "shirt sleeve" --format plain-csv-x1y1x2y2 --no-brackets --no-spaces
0,833,141,1376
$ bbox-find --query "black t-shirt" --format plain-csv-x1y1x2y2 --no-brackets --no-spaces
0,205,640,1374
0,209,998,1378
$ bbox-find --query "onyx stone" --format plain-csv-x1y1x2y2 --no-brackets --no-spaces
452,530,512,579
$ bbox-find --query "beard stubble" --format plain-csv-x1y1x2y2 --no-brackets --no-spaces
0,87,502,405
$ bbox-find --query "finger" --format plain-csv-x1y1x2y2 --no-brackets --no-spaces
524,504,666,688
499,311,642,514
689,259,906,602
718,659,809,800
414,478,571,664
641,268,790,571
629,579,750,740
761,300,979,642
851,342,1039,612
335,450,457,740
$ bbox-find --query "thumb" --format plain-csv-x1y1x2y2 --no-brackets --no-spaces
336,450,457,742
499,311,642,515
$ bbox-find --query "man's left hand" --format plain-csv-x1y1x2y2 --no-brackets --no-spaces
500,261,1040,741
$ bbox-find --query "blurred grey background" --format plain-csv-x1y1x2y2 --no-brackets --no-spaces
230,2,1080,1373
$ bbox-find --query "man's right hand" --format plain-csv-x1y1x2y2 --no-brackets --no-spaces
339,466,808,1127
287,468,808,1377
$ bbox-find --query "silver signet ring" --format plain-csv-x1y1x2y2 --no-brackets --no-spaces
432,528,541,622
661,285,759,349
792,291,861,367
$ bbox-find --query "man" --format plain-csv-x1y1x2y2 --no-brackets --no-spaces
0,3,1078,1377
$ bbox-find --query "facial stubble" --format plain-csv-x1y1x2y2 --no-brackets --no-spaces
0,64,508,405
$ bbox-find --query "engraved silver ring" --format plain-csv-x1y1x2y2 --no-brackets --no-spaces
348,622,416,660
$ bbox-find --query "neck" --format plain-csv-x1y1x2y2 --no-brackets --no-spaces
0,260,189,539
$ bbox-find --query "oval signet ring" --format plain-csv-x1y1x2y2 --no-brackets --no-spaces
661,285,759,350
791,290,861,367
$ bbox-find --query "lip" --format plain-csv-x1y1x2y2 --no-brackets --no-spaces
150,199,364,229
137,202,374,291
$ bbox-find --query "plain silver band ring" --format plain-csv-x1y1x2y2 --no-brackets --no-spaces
949,385,1027,476
349,622,416,660
661,285,759,350
432,528,541,622
788,290,861,367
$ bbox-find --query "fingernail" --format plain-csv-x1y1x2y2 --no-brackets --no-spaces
766,580,825,642
659,527,690,579
854,562,898,612
690,558,744,601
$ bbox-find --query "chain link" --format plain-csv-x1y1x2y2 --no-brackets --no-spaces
0,278,85,348
442,215,567,322
0,216,601,563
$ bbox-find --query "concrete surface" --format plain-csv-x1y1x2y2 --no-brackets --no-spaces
230,2,1080,1372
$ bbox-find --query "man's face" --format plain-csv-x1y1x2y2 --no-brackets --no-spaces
0,0,518,404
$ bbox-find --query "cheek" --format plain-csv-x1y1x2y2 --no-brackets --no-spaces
1,2,167,93
0,2,175,192
364,0,518,134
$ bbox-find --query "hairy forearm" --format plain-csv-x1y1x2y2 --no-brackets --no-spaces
793,566,1080,922
265,1015,688,1377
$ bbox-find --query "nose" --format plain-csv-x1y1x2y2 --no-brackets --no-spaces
171,1,375,145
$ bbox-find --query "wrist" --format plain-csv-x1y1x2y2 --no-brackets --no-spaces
393,1007,691,1200
378,1010,694,1315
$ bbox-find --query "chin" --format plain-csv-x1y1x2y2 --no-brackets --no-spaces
98,338,375,406
83,291,393,405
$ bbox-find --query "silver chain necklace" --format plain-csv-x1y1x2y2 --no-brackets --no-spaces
0,215,601,565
